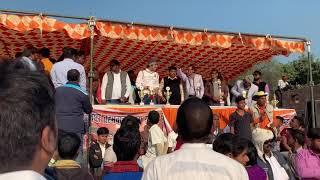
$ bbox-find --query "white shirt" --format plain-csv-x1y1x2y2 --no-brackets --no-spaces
231,80,258,107
136,69,160,89
103,146,117,163
50,58,87,91
101,71,131,100
278,79,289,89
99,143,106,161
0,170,46,180
142,143,248,180
265,155,289,180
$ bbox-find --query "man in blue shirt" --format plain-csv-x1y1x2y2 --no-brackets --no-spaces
51,48,87,91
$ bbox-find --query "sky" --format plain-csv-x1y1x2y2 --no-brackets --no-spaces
1,0,319,63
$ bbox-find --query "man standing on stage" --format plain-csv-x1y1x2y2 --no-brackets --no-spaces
101,59,131,104
136,58,160,104
159,66,184,105
253,70,270,94
177,65,204,99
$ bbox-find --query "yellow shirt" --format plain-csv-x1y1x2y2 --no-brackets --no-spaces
41,58,53,72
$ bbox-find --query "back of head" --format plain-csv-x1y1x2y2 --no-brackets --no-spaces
308,128,320,139
39,47,50,58
168,66,177,71
110,59,120,67
0,59,56,173
177,97,213,142
113,128,141,161
121,115,140,131
148,110,160,125
22,47,37,58
97,127,109,136
231,137,250,157
288,129,305,146
63,48,75,59
212,133,235,155
67,69,80,82
58,132,81,160
246,141,258,166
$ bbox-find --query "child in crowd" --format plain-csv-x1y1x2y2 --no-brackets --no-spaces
140,110,168,168
89,127,110,180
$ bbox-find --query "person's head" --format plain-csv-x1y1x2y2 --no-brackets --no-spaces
276,116,285,127
39,47,50,59
287,129,305,149
22,47,39,61
15,52,22,59
121,115,141,131
67,69,80,83
168,66,177,78
0,60,56,173
246,141,259,166
127,70,136,82
253,70,262,81
186,65,195,76
290,116,304,129
97,127,109,144
148,110,160,126
212,133,235,157
63,47,76,60
235,96,246,110
211,70,219,80
243,75,253,88
176,97,213,143
212,113,220,131
252,128,274,157
291,94,300,104
75,50,85,64
231,137,250,166
113,128,141,161
254,91,268,106
147,58,158,72
282,75,288,81
307,128,320,153
58,132,81,160
110,59,120,73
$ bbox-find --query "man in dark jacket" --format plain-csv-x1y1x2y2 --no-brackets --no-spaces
55,69,92,165
89,127,110,179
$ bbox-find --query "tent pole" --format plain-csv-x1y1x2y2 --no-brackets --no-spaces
307,41,316,128
86,16,96,166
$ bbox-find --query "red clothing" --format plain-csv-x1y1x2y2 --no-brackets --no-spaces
109,161,141,173
175,137,184,151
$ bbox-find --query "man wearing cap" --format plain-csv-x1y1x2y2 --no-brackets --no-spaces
231,75,259,107
250,91,273,129
136,58,160,104
177,65,204,99
101,59,131,104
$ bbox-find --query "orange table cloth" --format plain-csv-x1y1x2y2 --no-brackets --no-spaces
94,105,296,129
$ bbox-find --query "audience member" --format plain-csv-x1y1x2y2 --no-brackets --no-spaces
0,60,57,179
75,50,85,64
212,133,235,156
252,128,293,180
287,129,305,179
159,66,184,105
39,47,53,73
246,140,267,180
177,65,204,99
101,59,131,104
52,132,94,180
229,96,253,140
103,128,142,180
140,110,168,168
51,47,87,91
294,128,320,179
89,127,110,179
253,70,269,95
55,69,92,164
18,47,43,71
143,98,248,180
250,91,273,129
280,116,305,152
231,75,258,107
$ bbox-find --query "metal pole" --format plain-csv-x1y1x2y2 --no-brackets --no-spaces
86,16,96,166
307,41,316,128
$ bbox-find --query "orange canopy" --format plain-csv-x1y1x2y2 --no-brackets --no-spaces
0,13,305,79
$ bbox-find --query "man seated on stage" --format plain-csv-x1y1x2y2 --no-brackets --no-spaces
55,69,92,165
159,66,184,105
142,98,248,180
231,75,258,107
103,128,142,180
250,91,273,129
101,60,131,104
177,65,204,99
136,58,161,104
253,70,270,95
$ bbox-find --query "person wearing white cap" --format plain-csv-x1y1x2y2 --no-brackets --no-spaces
231,75,258,107
252,128,294,180
250,91,273,129
136,58,160,104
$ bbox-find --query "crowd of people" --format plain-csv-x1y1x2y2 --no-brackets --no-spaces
0,46,319,180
